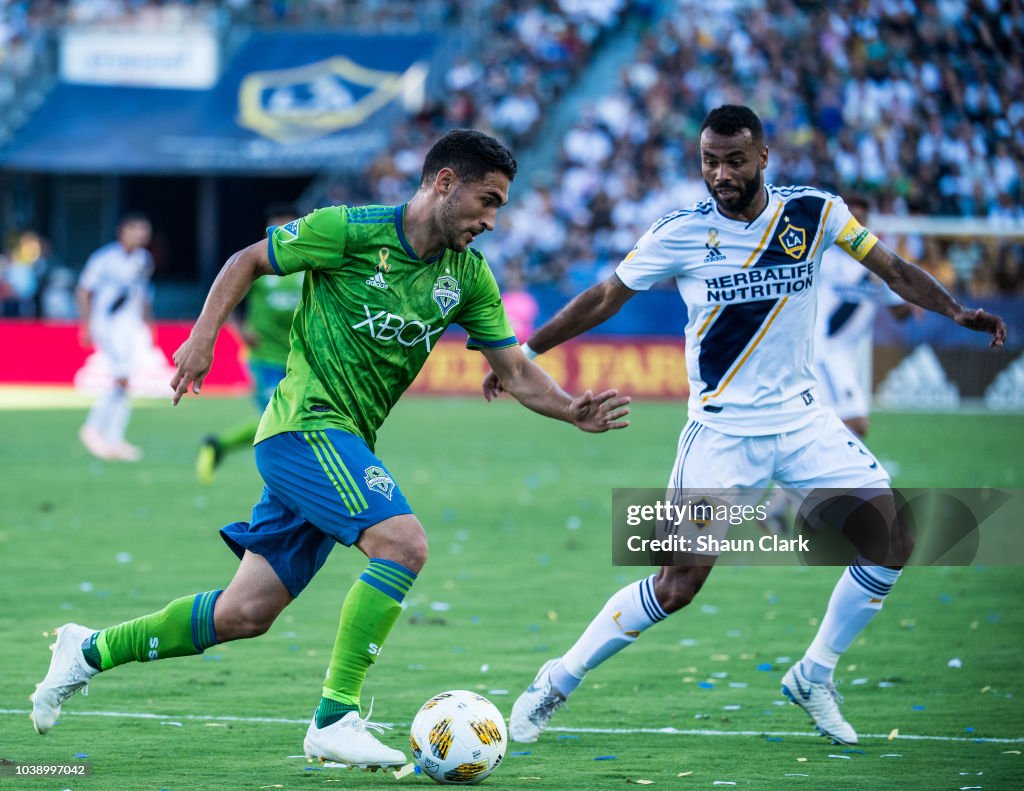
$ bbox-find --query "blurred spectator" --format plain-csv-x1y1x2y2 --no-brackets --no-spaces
0,229,50,316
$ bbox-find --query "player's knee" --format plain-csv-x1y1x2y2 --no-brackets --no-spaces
215,600,279,640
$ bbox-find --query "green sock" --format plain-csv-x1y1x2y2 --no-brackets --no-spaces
317,559,416,727
216,418,261,453
96,590,222,671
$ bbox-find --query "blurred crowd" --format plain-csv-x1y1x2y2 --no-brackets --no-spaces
479,0,1024,293
2,0,1021,303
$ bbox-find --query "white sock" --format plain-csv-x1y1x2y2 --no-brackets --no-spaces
84,390,114,434
551,575,668,696
103,387,131,445
802,562,901,683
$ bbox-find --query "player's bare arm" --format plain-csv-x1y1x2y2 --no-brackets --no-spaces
482,275,638,399
75,286,93,347
171,241,276,404
480,345,631,433
858,241,1007,347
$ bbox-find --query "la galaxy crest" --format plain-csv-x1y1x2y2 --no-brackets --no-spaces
777,218,807,260
364,465,396,500
433,273,460,318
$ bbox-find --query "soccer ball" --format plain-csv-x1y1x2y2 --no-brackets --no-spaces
410,690,507,784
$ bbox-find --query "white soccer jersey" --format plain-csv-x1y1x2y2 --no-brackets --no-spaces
815,245,903,356
616,185,879,436
78,241,154,330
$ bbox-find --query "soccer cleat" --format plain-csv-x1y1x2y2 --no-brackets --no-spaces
196,436,222,484
107,441,143,462
303,709,406,770
509,659,567,743
781,662,858,745
78,426,112,460
31,624,99,734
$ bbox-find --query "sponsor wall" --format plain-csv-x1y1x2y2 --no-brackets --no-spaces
0,321,691,399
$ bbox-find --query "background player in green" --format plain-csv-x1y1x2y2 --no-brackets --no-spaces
196,203,302,483
30,130,631,770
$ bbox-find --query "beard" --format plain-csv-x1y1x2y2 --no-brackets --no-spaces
705,172,764,215
438,193,469,253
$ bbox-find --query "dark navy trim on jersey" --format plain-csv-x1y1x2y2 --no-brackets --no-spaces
266,236,283,275
753,194,827,268
699,299,779,394
392,204,445,262
394,204,416,257
651,201,713,234
465,335,517,350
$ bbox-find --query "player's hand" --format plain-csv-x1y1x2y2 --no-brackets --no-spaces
569,388,631,433
482,370,505,401
78,325,92,348
954,307,1007,348
170,335,215,405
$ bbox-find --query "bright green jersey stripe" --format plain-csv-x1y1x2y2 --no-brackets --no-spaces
315,431,370,511
363,565,414,594
307,431,364,514
303,432,359,515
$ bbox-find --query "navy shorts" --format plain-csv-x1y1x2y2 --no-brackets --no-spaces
220,429,413,597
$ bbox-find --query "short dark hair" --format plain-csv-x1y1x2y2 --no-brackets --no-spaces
420,129,518,186
701,105,765,148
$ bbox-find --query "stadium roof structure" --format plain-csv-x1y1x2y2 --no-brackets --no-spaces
0,32,434,174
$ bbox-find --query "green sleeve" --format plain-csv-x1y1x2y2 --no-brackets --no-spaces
458,254,518,351
268,206,348,275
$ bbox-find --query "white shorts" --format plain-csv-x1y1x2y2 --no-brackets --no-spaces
661,409,891,555
92,320,141,379
815,353,868,421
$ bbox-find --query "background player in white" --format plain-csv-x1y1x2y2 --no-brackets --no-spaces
486,105,1006,746
76,212,154,461
814,194,914,438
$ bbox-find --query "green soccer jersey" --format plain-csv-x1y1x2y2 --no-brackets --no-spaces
244,272,304,366
255,204,517,450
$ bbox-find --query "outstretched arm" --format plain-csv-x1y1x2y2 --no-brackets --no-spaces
483,274,638,400
527,274,638,355
859,242,1006,347
480,345,630,433
171,241,275,404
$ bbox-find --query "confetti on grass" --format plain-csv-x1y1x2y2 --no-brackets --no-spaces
627,780,654,785
677,771,693,777
394,763,417,780
593,755,617,761
888,728,900,740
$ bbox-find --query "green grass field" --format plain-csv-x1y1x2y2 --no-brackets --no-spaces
1,394,1022,790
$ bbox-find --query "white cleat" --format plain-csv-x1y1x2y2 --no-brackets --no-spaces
303,710,406,770
509,658,567,743
781,662,858,745
79,426,113,460
107,442,144,462
31,624,99,734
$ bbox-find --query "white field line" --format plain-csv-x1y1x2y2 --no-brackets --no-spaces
2,709,1022,743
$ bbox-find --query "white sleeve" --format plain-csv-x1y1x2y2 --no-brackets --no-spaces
77,253,104,293
614,227,678,292
822,196,854,251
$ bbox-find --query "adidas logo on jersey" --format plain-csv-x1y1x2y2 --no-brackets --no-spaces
365,271,389,290
704,228,726,262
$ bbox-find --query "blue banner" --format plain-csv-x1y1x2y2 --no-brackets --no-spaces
0,32,434,173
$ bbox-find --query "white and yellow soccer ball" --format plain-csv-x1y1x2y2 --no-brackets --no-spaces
410,690,507,784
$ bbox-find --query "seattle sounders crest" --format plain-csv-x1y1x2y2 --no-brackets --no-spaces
364,465,396,500
433,274,460,318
